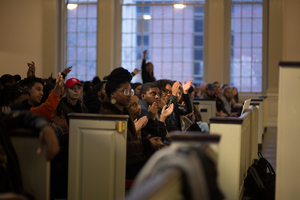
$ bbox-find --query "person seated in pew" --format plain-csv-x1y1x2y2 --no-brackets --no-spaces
201,83,216,100
184,87,210,132
10,74,64,121
221,86,239,117
99,67,164,179
0,108,59,198
84,81,106,113
131,82,142,96
51,78,89,134
138,83,173,141
127,95,148,139
213,81,221,97
216,89,229,117
165,80,193,132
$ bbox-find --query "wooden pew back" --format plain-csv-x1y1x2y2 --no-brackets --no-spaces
210,106,259,200
193,99,216,124
10,129,50,200
68,113,128,200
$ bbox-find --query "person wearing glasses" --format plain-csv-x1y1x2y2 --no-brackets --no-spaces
100,67,163,179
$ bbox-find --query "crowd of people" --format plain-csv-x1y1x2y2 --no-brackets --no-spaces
0,57,241,199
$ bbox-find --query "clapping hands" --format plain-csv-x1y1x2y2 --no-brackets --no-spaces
134,116,148,132
183,78,193,94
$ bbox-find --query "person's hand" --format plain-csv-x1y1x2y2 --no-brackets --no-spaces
143,50,147,59
27,61,36,77
148,102,158,120
172,81,181,96
186,111,194,118
183,78,193,94
1,106,11,114
53,72,64,95
62,66,72,75
134,116,148,132
36,125,60,161
133,68,141,75
149,136,163,150
160,104,174,123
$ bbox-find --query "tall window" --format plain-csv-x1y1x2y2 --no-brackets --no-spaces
230,0,263,92
65,0,98,81
122,0,205,85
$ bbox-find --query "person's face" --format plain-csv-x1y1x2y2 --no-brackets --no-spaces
190,91,195,101
200,84,206,94
224,88,232,99
214,83,221,92
134,85,142,96
158,92,166,109
101,83,107,97
217,90,223,99
111,82,133,107
142,87,159,106
232,88,237,96
12,94,29,104
194,85,200,94
164,84,172,103
29,82,44,106
146,63,153,73
128,95,141,117
206,89,215,98
176,87,183,103
66,84,82,100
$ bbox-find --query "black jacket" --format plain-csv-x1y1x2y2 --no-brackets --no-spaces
100,101,152,166
85,95,101,113
141,59,156,84
166,93,193,132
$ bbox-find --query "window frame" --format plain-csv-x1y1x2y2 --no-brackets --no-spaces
224,0,268,95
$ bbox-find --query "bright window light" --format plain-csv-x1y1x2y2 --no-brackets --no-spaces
67,4,78,10
174,4,186,9
143,15,151,20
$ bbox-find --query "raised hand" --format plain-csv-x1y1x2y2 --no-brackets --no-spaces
62,66,72,76
27,61,36,77
134,116,148,132
148,102,158,120
183,78,193,94
143,50,147,59
172,81,181,96
133,68,141,75
160,103,174,123
53,72,64,95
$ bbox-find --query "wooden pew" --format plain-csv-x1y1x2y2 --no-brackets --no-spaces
68,113,128,200
10,129,50,200
251,98,265,147
209,106,259,200
276,62,300,199
125,132,221,200
193,99,216,124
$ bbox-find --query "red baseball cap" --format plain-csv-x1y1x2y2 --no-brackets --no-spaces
65,78,82,89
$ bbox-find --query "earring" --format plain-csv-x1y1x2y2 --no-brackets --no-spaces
111,98,116,104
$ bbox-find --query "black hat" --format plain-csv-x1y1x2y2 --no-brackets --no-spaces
0,74,21,86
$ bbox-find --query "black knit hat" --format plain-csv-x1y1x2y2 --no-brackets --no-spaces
105,67,132,98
